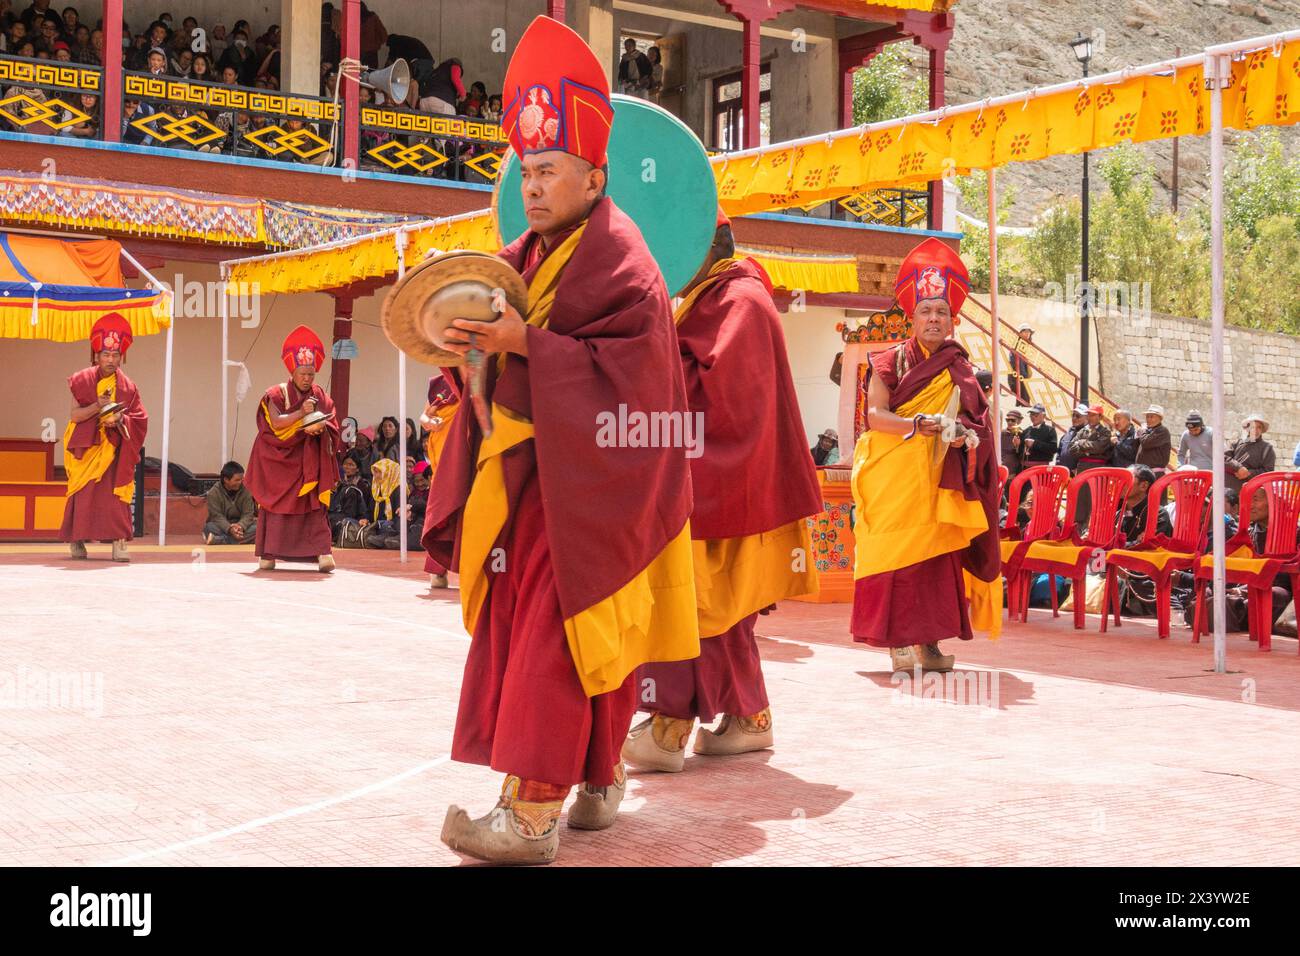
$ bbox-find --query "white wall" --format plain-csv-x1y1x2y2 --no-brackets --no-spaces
779,304,844,447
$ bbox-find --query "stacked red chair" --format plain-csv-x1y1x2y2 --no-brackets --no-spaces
999,465,1070,620
1012,467,1134,629
1192,472,1300,652
1101,470,1213,639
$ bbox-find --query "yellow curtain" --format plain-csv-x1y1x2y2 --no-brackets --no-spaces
226,212,500,295
713,41,1300,217
745,250,859,293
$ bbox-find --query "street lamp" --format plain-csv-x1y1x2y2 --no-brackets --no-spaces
1070,32,1094,407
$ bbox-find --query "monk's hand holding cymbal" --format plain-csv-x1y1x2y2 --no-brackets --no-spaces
301,397,317,417
444,301,528,357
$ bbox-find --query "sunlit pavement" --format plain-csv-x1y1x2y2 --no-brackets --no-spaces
2,543,1297,867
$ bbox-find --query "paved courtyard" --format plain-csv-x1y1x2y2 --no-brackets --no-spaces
2,542,1298,867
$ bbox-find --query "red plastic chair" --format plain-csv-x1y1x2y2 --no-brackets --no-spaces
1101,470,1213,639
1014,467,1134,629
999,465,1070,619
997,464,1010,502
1192,472,1300,652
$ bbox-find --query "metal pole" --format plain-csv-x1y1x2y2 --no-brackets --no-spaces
1208,51,1229,674
396,232,408,563
1079,56,1091,408
988,168,1001,437
159,307,175,547
221,267,230,465
1172,47,1181,213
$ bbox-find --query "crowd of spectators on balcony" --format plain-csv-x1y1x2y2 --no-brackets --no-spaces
1,2,506,177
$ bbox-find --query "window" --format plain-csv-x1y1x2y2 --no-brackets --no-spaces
712,63,770,151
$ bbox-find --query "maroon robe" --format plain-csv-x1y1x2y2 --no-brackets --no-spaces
850,337,1000,647
244,382,340,562
60,366,148,543
637,257,822,720
423,197,693,788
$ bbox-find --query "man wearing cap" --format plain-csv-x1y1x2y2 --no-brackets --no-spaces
1135,405,1172,480
1021,404,1057,466
1111,409,1139,469
621,210,821,774
1225,414,1276,495
1068,405,1114,525
1178,411,1214,470
812,428,840,466
1007,325,1033,405
61,314,149,563
425,15,699,864
1001,409,1025,478
244,325,340,573
1056,405,1088,474
851,237,1001,674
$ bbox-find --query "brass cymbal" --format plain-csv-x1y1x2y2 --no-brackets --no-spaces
381,250,527,367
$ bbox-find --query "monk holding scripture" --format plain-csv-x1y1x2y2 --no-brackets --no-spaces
61,314,148,563
244,325,340,573
851,238,1001,672
623,210,821,773
424,15,699,865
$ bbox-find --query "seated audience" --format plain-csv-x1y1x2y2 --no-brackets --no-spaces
204,460,257,545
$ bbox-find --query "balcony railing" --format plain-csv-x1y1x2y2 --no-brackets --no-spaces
0,52,504,183
0,53,103,137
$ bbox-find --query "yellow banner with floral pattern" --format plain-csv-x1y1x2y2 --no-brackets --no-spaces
712,42,1300,216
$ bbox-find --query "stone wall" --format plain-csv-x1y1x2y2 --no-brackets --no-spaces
1095,308,1299,470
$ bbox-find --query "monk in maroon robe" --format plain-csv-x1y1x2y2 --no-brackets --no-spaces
244,325,340,573
625,211,822,773
425,15,698,865
851,238,1001,673
61,313,148,562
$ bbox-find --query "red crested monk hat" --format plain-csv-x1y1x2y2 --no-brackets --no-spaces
894,236,970,321
500,15,613,169
282,325,326,374
89,313,132,360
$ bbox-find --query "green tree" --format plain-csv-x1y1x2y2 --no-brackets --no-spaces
851,45,928,126
954,170,1020,292
1220,128,1300,241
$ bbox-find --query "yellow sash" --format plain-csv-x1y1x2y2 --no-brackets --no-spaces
851,365,1000,637
459,225,700,696
695,520,818,638
63,375,133,504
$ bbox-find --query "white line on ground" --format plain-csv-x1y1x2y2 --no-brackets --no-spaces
100,754,453,866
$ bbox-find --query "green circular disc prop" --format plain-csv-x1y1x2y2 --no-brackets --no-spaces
494,94,718,297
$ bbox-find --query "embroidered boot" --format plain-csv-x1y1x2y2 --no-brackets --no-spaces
258,558,276,571
567,762,626,831
694,707,774,756
318,554,336,573
915,642,955,672
430,573,449,589
440,775,566,865
890,645,917,673
69,541,87,560
621,713,693,772
111,539,129,563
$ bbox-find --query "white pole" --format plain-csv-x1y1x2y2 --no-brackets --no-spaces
220,266,230,465
987,169,1001,436
158,305,175,547
117,249,175,547
395,232,408,563
1208,51,1229,674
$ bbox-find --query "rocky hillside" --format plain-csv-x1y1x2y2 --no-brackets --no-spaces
934,0,1300,221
